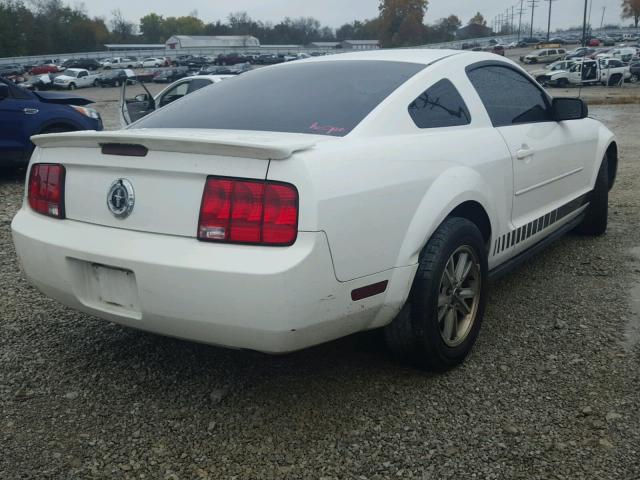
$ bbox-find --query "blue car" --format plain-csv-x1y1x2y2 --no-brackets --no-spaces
0,77,103,167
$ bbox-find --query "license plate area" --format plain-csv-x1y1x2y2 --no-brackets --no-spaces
67,259,142,319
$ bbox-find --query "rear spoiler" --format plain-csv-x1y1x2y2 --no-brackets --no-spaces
31,129,317,160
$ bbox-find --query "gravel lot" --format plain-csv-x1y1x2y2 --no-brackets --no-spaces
1,99,639,477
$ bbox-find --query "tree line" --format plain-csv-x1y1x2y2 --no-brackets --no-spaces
0,0,635,58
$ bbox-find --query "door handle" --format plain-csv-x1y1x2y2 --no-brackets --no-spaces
516,146,535,160
23,108,39,115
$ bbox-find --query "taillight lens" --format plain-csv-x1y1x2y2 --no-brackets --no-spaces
198,177,298,246
28,164,65,218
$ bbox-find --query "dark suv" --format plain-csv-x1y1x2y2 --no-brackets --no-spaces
61,58,101,71
0,77,102,166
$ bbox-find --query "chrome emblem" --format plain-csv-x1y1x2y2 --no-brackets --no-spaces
107,179,135,219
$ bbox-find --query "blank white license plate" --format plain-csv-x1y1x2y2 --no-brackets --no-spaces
91,264,140,313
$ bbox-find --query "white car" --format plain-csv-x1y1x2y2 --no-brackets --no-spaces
52,68,99,90
137,58,165,68
11,50,617,370
100,57,136,69
119,75,233,127
520,48,567,64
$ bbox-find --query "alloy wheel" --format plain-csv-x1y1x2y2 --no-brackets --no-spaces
437,246,482,347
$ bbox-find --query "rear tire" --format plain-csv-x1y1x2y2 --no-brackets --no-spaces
574,156,609,236
384,217,488,371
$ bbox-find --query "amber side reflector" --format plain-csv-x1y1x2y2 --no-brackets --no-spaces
101,143,148,157
351,281,389,301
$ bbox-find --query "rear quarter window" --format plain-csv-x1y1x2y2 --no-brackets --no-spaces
408,79,471,128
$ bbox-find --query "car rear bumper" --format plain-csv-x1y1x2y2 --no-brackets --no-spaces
11,208,414,353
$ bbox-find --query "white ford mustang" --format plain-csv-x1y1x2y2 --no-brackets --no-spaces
12,49,617,370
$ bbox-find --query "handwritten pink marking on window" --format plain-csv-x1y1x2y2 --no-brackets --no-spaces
309,121,347,136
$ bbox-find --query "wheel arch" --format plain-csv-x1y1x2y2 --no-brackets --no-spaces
605,141,618,191
396,168,499,270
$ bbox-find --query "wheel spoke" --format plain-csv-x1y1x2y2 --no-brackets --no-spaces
442,308,455,341
438,293,449,308
454,252,469,282
458,288,476,300
444,258,456,286
455,298,471,315
437,305,449,322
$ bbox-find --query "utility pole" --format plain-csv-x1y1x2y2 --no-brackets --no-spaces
581,0,588,46
600,7,606,30
511,6,515,34
528,0,539,39
545,0,555,41
517,0,526,42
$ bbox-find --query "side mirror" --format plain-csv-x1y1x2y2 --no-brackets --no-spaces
552,97,588,121
0,84,9,100
134,93,150,102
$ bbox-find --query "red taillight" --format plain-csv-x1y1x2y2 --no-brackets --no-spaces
28,164,65,219
198,177,298,246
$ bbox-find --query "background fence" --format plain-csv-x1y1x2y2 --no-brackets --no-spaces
1,27,638,66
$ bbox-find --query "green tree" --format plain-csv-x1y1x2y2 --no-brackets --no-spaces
378,0,428,47
622,0,640,28
162,16,205,37
468,12,487,26
140,13,165,42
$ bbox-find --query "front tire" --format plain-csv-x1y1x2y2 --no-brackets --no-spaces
575,156,609,236
384,218,488,371
68,83,76,90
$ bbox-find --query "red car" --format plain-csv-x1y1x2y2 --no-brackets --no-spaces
588,39,601,47
492,45,505,56
30,64,60,75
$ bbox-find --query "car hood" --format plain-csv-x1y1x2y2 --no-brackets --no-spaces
53,75,74,81
34,91,93,106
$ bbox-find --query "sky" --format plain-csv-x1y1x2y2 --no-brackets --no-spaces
79,0,627,31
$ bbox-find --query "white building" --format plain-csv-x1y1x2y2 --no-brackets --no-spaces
165,35,260,50
341,40,380,51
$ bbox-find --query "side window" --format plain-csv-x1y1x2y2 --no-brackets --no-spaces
408,79,471,128
467,65,551,127
187,79,213,94
159,82,189,107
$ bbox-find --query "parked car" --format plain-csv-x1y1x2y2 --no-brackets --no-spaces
630,61,640,83
546,58,629,87
0,64,26,76
53,68,99,90
21,73,56,91
588,38,601,47
0,76,102,166
200,63,251,75
531,59,577,85
179,56,210,70
215,53,251,66
61,58,100,71
521,37,541,45
11,50,617,371
565,47,596,59
491,45,505,56
520,48,567,64
95,69,136,87
152,67,190,83
100,57,136,69
137,58,165,68
600,47,637,63
254,54,285,65
29,63,61,75
120,75,233,126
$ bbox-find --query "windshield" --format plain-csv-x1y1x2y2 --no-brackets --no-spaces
132,60,425,137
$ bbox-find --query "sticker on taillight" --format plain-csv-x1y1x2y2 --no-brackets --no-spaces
198,177,298,246
28,164,66,219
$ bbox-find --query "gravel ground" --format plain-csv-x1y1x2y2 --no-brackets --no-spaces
1,104,639,479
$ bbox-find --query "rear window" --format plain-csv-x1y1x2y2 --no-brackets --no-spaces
132,60,425,136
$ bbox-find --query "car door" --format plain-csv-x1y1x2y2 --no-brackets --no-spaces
467,64,597,252
77,70,88,87
0,80,37,160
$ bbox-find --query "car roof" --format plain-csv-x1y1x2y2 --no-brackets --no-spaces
301,49,461,65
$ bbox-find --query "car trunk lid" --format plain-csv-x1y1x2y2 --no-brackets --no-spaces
31,129,321,237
